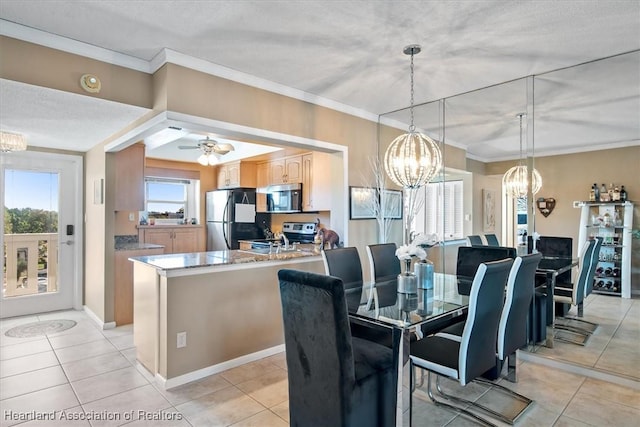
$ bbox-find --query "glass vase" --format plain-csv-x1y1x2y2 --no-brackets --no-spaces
414,259,434,290
397,258,417,294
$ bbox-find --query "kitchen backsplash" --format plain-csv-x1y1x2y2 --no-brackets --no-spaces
115,235,138,246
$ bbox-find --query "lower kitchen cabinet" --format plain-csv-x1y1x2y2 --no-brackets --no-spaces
138,226,204,254
115,247,164,325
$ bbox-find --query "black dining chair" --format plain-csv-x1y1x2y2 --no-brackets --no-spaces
553,238,600,344
552,238,597,345
433,253,542,424
409,258,513,426
321,247,366,313
456,246,517,295
278,269,400,427
366,243,401,309
466,235,484,246
484,234,500,246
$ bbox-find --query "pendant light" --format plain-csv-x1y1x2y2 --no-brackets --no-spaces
384,44,442,190
502,113,542,198
0,131,27,152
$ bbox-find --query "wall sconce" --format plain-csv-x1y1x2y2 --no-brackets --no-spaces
80,74,101,93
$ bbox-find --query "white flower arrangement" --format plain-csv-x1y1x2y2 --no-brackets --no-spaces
395,233,439,261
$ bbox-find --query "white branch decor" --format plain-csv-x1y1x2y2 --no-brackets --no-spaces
361,156,395,243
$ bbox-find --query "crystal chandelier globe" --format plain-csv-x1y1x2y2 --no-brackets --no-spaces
502,113,542,198
0,131,27,152
384,45,442,190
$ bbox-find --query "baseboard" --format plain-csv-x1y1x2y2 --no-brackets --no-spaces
83,305,116,330
155,344,286,390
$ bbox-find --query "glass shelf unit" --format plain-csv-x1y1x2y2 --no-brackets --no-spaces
574,201,633,298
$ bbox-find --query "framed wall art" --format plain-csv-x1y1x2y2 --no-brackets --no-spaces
382,189,403,219
349,186,376,219
483,188,496,232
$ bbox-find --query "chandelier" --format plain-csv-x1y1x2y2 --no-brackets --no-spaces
384,45,442,190
502,113,542,198
0,131,27,152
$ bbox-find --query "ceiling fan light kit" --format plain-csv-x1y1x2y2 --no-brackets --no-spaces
180,136,234,165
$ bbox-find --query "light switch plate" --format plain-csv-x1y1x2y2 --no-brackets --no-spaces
128,212,135,221
177,332,187,348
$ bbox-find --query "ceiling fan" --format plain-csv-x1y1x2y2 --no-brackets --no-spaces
178,136,235,165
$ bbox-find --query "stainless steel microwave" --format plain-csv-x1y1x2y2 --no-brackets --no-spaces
266,183,302,213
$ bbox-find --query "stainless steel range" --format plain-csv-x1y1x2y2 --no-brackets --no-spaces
282,222,317,243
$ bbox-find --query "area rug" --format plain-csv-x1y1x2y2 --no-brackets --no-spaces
4,319,77,338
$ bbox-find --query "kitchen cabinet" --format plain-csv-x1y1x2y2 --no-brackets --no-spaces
114,143,145,211
139,226,204,254
256,162,270,212
115,247,164,325
302,152,332,211
217,161,256,189
270,156,302,184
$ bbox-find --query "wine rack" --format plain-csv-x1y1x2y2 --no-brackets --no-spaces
574,201,633,298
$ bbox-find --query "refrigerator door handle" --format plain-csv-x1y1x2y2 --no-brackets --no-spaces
222,194,231,249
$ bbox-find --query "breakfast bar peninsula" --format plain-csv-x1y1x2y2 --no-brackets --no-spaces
129,247,323,389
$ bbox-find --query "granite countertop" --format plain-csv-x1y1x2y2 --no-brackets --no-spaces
129,248,320,271
115,242,165,251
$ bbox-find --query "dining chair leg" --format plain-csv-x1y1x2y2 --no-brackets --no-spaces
424,372,496,427
434,374,526,425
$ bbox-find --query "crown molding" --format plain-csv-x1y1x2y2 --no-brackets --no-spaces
2,21,401,129
0,19,150,72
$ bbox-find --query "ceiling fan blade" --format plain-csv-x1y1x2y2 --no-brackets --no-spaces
178,145,200,149
212,143,235,154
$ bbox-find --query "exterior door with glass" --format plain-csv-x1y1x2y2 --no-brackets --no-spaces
1,151,82,318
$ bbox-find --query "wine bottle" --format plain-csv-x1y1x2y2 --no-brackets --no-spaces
597,280,604,288
600,183,609,201
594,183,600,201
604,267,613,276
589,184,596,201
620,185,627,202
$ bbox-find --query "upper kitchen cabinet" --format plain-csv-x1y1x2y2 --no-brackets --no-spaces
217,161,257,189
302,152,332,211
269,156,302,184
115,143,145,211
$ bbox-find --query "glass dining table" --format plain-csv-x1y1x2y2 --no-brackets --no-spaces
348,273,470,426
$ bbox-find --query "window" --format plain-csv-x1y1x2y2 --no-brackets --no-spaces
411,180,464,241
145,177,200,224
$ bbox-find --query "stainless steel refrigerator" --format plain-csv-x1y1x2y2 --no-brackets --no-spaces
206,188,270,250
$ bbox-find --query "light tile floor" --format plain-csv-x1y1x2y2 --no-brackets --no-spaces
0,306,638,427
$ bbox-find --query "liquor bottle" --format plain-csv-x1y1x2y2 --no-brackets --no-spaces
589,184,596,201
608,183,615,201
600,183,609,201
620,185,627,202
613,184,620,201
594,183,600,201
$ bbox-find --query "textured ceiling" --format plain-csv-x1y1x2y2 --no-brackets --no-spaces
0,0,639,162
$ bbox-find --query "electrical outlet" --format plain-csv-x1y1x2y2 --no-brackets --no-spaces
128,212,135,221
177,332,187,348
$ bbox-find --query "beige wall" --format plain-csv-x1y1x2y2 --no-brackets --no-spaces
0,36,153,108
84,144,107,320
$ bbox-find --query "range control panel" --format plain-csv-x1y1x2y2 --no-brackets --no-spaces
282,222,317,235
